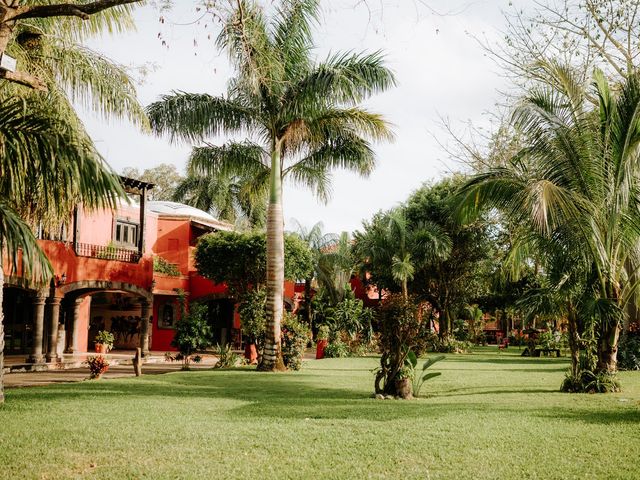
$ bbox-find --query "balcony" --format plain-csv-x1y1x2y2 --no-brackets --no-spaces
74,242,141,263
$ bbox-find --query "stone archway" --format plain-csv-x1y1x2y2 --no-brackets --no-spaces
58,280,152,302
57,281,152,355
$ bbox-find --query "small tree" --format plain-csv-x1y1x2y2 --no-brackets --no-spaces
171,304,211,370
374,293,433,398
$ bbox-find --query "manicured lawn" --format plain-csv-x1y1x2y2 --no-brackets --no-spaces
1,349,639,479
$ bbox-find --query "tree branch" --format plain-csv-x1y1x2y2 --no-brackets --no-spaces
8,0,142,22
0,68,47,91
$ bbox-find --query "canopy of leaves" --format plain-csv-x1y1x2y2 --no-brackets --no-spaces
195,230,313,295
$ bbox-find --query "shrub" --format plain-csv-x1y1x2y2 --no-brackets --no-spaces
86,356,109,379
618,332,640,371
427,334,471,354
281,312,310,370
238,288,267,350
171,304,212,370
316,324,330,341
324,339,350,358
374,294,432,397
213,343,240,369
153,255,181,276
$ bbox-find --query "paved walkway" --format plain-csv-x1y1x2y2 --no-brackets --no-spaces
4,351,220,389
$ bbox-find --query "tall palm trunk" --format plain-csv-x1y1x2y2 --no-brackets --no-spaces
259,141,286,371
0,257,4,404
567,306,580,378
597,322,620,373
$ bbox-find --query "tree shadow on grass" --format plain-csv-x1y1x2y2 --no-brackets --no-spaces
537,408,640,425
444,356,569,366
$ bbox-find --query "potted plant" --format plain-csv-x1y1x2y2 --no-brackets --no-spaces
394,365,414,399
316,324,330,359
94,330,115,354
86,355,110,379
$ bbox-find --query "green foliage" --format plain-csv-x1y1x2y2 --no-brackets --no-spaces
427,334,472,354
407,352,445,397
618,332,640,371
281,312,310,370
213,343,241,369
171,304,212,370
94,330,115,349
153,255,181,276
122,164,184,201
374,294,433,395
537,326,567,351
316,324,330,341
196,231,313,295
323,339,350,358
238,288,267,348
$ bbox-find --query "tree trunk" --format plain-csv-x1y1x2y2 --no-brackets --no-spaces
258,141,286,372
0,259,4,404
304,277,312,326
567,308,580,378
597,321,620,374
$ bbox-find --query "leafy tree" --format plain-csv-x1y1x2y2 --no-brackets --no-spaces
195,230,314,296
171,303,212,370
457,61,640,383
122,164,184,201
146,0,394,370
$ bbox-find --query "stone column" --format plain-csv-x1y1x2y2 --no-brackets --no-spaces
139,299,150,357
46,297,61,362
66,298,83,354
28,293,47,363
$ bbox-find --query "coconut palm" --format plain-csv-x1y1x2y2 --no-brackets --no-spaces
146,0,395,370
290,220,337,324
0,5,144,402
457,60,640,375
354,207,452,300
173,164,267,229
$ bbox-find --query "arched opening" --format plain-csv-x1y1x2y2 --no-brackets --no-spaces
2,287,35,355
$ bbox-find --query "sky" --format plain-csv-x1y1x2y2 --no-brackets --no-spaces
81,0,523,234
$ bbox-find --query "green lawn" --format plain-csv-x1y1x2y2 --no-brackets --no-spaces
1,349,639,480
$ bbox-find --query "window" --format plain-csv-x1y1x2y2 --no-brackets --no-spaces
114,220,138,247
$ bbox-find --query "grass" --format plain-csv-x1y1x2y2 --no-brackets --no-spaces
1,349,639,479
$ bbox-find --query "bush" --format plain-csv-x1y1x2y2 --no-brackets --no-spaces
213,343,240,369
238,288,267,350
86,356,109,379
324,339,350,358
281,312,310,370
153,255,181,276
561,370,621,393
427,334,471,354
171,304,212,370
618,332,640,371
374,294,432,397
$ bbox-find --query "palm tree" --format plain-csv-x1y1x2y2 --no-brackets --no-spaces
290,220,337,324
457,60,640,375
354,208,451,300
146,0,395,370
0,95,124,404
173,163,267,229
0,5,144,402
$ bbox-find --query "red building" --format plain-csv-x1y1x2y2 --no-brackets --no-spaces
2,177,289,363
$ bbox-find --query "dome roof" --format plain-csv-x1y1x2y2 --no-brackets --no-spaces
147,201,233,230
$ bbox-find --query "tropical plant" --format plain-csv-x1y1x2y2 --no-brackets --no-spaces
316,232,356,305
323,339,349,358
171,304,212,370
281,312,310,370
406,351,445,397
94,330,115,350
0,2,144,403
457,60,640,386
147,0,394,370
153,255,181,276
316,324,330,341
213,343,241,369
86,355,110,379
238,287,267,351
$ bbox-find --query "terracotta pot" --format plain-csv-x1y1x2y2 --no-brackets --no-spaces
316,339,328,359
95,343,108,354
244,343,258,364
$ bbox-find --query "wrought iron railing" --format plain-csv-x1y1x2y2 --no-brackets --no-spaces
73,242,141,263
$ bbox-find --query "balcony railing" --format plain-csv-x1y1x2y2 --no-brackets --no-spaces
74,242,141,263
